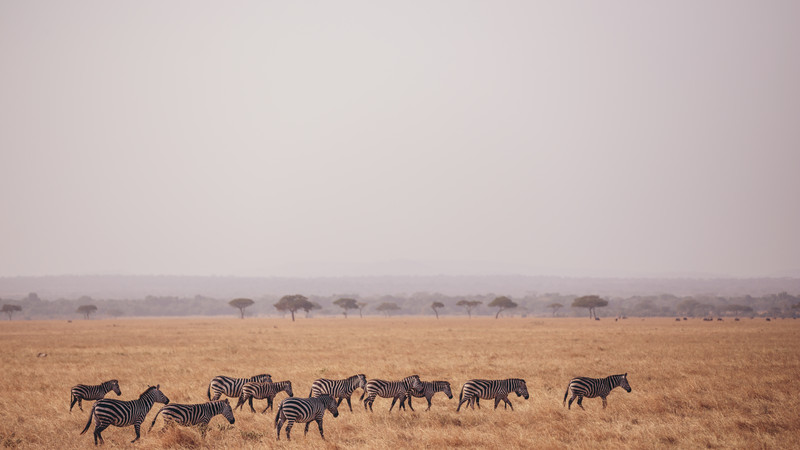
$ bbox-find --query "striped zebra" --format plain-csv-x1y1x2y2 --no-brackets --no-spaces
309,374,367,412
148,399,235,437
456,378,529,412
563,373,631,410
274,394,339,441
80,385,170,445
362,375,423,412
70,379,122,412
402,380,453,411
235,380,293,413
207,374,272,401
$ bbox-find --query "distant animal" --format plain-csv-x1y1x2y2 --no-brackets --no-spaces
235,380,293,413
207,374,272,401
675,318,681,321
275,394,339,441
70,379,122,412
564,373,631,410
148,399,235,437
363,375,423,412
456,378,529,411
80,385,169,445
309,374,367,412
402,380,453,411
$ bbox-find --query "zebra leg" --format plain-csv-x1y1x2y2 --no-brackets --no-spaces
568,393,577,409
131,423,142,443
407,395,415,412
494,397,501,409
70,396,78,412
285,419,295,441
77,398,83,412
199,423,208,439
304,422,311,436
316,418,325,439
276,416,285,441
602,396,607,409
94,423,108,446
503,397,514,411
456,396,468,412
248,396,257,413
346,396,353,412
577,396,585,410
474,397,480,409
426,396,432,411
389,397,399,412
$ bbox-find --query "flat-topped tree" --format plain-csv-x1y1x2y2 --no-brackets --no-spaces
488,296,517,319
456,300,482,318
274,294,312,322
376,302,400,317
2,304,22,320
77,304,97,320
548,303,564,317
357,301,368,318
431,302,444,319
572,295,609,319
333,298,359,318
229,298,255,319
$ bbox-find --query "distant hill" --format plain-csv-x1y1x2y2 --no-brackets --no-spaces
1,275,799,300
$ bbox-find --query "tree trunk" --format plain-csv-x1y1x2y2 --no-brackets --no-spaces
433,309,439,319
290,310,295,321
344,311,348,319
495,308,504,319
239,308,245,319
467,309,472,318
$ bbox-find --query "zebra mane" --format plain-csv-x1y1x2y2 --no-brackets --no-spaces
139,385,158,397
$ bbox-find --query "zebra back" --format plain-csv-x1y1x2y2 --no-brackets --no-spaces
275,395,339,425
208,374,272,399
311,374,365,398
82,385,169,433
149,399,234,430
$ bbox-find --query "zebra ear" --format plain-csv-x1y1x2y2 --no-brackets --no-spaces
624,373,627,377
156,384,160,389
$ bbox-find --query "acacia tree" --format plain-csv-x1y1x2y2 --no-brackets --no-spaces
274,294,313,322
76,304,98,320
304,301,322,318
357,301,368,318
456,300,482,318
229,298,255,319
571,295,608,319
488,296,517,319
548,303,563,317
431,301,444,319
333,298,359,318
2,304,21,320
376,302,400,317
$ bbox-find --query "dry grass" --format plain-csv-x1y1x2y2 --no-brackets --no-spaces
1,317,798,449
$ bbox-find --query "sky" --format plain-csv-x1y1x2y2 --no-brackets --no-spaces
1,1,799,278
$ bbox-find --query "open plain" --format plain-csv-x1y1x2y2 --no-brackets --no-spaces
1,316,798,449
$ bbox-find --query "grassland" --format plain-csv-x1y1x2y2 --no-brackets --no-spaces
1,316,798,449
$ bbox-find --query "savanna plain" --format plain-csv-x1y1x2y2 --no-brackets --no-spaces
1,316,798,449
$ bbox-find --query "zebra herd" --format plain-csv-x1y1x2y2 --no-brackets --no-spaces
71,372,632,444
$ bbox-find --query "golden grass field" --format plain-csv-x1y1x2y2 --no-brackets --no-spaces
1,316,798,449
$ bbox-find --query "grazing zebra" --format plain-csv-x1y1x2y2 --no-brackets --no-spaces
207,374,272,401
402,380,453,411
235,380,293,413
148,399,235,437
362,375,423,412
309,374,367,412
564,373,631,410
80,385,169,445
70,380,122,412
456,378,529,412
274,394,339,441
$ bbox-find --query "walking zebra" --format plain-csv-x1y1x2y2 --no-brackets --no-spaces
274,394,339,441
235,380,293,413
80,385,169,445
309,374,367,412
402,380,453,411
70,379,122,412
456,378,529,412
362,375,423,412
563,373,631,410
148,399,235,437
207,374,272,401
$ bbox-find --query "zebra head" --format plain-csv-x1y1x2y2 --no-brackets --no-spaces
404,375,423,392
283,381,294,397
319,394,339,418
109,379,122,396
514,379,530,399
357,374,367,390
221,398,235,424
619,373,632,393
441,381,453,399
143,385,170,404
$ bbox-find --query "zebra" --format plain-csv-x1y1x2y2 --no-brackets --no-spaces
563,373,631,410
235,380,293,413
80,385,169,445
456,378,529,412
70,379,122,412
362,375,423,412
207,374,272,401
309,374,367,412
402,380,453,411
274,394,339,441
148,399,235,438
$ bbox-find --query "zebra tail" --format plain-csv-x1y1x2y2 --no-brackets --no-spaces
80,402,96,435
459,385,464,403
359,390,365,401
274,403,282,429
207,383,212,400
563,384,569,406
148,407,164,432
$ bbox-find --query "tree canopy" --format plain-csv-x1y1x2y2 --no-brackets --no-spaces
229,298,255,319
548,303,564,316
274,294,312,321
488,296,518,319
431,301,444,319
571,295,608,319
2,304,22,320
76,304,98,319
456,300,482,318
333,298,359,318
376,302,400,317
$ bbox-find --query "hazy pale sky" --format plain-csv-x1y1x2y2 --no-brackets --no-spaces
1,1,799,278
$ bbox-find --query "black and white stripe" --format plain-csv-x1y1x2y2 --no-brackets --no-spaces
309,374,367,412
70,379,121,412
148,399,235,437
456,378,529,411
207,374,272,401
403,380,453,411
80,385,170,445
563,373,631,410
362,375,423,412
274,395,339,441
235,380,293,413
